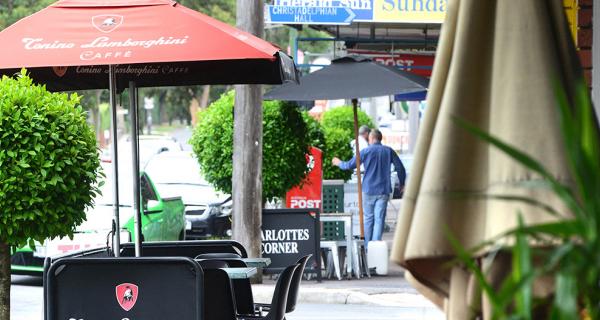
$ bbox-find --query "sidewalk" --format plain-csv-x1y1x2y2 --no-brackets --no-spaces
253,199,438,309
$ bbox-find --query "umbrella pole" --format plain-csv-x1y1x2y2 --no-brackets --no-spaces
129,81,142,257
352,99,365,239
109,65,121,257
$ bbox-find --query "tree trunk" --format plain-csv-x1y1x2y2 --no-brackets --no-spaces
199,85,211,109
0,241,11,320
234,0,264,283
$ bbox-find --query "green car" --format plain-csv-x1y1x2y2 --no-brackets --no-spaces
11,168,186,275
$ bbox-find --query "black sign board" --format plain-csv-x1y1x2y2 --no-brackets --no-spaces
262,208,321,282
46,257,203,320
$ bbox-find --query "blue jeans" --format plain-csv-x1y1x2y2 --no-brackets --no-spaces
362,193,389,249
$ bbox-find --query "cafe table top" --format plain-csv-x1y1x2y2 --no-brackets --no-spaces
220,267,257,279
194,257,271,268
240,257,271,268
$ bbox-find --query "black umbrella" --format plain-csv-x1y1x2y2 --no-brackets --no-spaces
264,55,428,238
264,55,428,101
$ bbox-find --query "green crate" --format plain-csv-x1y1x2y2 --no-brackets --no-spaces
322,183,344,213
321,221,346,241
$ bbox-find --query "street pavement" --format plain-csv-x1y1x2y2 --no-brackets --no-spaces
287,304,444,320
11,276,43,320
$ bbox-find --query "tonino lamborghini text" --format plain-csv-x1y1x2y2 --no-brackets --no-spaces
22,36,189,50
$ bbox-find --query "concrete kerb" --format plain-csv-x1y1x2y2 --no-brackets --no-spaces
251,285,434,307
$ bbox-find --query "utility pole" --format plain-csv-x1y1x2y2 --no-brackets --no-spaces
233,0,264,270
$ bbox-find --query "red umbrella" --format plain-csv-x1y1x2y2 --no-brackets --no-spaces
0,0,295,91
0,0,297,257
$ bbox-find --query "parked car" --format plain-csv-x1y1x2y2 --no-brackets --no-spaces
144,151,232,239
11,163,186,275
102,134,184,165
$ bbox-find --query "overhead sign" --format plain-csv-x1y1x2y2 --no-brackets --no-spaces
347,49,435,77
266,0,446,25
265,5,356,25
374,0,447,23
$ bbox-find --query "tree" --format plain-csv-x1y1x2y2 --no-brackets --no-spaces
301,111,326,152
320,105,375,135
0,0,54,30
0,71,101,318
320,106,375,180
190,91,309,201
323,127,354,181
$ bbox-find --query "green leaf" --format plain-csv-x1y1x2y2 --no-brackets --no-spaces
551,271,578,319
513,216,532,320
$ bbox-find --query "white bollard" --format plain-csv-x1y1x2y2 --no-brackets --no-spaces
367,241,389,275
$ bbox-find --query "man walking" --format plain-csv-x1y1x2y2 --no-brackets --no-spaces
332,129,406,249
350,125,370,154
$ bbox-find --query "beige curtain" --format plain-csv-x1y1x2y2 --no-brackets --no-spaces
391,0,584,318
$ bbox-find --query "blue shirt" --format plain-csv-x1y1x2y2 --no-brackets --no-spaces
338,142,406,195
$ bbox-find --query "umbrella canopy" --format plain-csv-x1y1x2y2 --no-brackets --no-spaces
0,0,297,91
263,55,428,101
391,1,587,318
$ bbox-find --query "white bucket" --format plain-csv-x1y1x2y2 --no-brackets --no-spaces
367,240,389,275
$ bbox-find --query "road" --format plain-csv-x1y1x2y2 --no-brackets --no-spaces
11,276,43,320
12,276,443,320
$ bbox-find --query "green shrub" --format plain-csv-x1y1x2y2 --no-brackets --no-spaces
0,71,101,247
320,106,374,181
320,105,375,136
322,127,353,181
190,91,309,201
301,111,326,152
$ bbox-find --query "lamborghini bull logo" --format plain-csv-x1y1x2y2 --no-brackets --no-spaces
92,15,123,33
115,283,138,311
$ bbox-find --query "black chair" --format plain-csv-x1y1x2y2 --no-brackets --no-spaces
120,240,248,258
254,255,311,315
196,257,255,316
198,259,230,269
284,254,311,313
199,260,237,320
195,252,242,259
225,259,256,316
46,257,203,320
237,264,298,320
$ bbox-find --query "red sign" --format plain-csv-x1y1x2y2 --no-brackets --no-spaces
286,147,323,209
116,283,139,312
347,49,434,77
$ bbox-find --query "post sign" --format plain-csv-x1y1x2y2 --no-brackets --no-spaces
286,147,323,209
347,49,434,77
262,209,321,281
266,0,446,25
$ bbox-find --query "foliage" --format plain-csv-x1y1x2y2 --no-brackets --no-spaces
322,127,353,181
320,105,375,136
0,71,101,247
0,0,54,30
320,106,375,181
301,111,326,151
450,80,600,319
190,91,309,201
